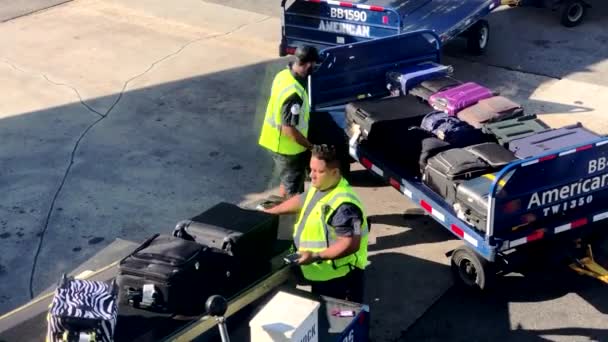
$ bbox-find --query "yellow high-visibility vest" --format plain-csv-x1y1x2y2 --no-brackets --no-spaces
293,177,368,281
258,68,310,155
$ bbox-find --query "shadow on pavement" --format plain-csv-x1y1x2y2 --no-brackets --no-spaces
367,214,457,252
401,228,608,341
0,58,291,313
444,1,608,85
365,252,452,342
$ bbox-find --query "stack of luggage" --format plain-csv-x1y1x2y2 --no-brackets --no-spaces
115,202,279,314
46,202,281,340
348,61,602,233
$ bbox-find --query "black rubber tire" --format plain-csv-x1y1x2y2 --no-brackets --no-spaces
560,0,586,27
451,246,494,291
466,20,490,56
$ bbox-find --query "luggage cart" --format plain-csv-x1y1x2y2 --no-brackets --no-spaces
308,30,608,290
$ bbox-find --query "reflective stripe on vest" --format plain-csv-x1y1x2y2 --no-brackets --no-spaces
293,178,368,282
258,68,310,155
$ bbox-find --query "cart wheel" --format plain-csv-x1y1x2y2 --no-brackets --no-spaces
466,20,490,56
451,246,493,290
559,0,586,27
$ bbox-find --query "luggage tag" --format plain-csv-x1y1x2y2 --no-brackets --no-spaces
331,308,356,317
77,332,95,342
142,284,156,307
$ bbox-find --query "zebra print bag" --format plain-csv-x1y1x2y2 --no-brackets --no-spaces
46,274,118,342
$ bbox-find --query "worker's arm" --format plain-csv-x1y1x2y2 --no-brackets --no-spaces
263,193,304,215
280,94,312,150
318,235,361,260
281,125,312,150
298,203,364,264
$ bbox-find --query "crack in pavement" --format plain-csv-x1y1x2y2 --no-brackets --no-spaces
1,59,105,117
25,15,272,298
448,55,562,81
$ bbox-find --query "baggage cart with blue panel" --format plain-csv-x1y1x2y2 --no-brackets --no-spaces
280,0,501,56
308,30,608,290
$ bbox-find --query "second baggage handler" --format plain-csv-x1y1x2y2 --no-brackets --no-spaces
263,144,368,303
258,46,320,198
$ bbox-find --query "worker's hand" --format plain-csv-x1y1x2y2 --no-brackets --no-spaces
297,251,321,265
297,251,314,265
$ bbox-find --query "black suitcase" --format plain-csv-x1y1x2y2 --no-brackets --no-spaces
409,76,463,101
173,202,279,262
464,142,518,169
419,136,452,171
345,95,433,144
423,148,491,203
116,234,231,314
454,174,501,232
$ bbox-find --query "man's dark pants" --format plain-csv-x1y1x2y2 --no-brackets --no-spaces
309,268,365,304
271,151,309,196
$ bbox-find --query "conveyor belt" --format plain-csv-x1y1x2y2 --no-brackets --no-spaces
0,238,294,342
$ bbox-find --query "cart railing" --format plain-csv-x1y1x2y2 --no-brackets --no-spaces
488,137,608,250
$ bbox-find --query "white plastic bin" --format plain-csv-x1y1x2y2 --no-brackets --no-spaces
249,291,321,342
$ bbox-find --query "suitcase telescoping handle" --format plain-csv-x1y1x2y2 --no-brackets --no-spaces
119,233,161,264
173,220,195,241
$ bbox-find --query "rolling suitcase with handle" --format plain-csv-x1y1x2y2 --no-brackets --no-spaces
481,114,550,148
508,123,600,159
456,95,524,128
423,148,491,203
386,61,454,96
464,142,518,169
453,173,504,233
173,202,279,262
409,76,463,101
345,95,433,141
429,82,494,115
172,202,279,297
47,275,118,342
116,234,227,314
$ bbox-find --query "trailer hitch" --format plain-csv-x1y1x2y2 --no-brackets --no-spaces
569,243,608,284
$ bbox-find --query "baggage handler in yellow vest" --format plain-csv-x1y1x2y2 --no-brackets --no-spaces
258,46,320,198
263,145,368,303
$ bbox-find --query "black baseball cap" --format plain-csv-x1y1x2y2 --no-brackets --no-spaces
295,45,320,64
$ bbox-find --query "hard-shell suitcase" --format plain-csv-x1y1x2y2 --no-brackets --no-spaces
464,142,517,169
386,61,453,95
409,76,463,101
423,148,491,203
508,123,600,159
453,173,502,232
116,234,229,314
456,95,524,128
173,202,279,262
429,82,494,115
346,95,434,142
47,275,118,342
481,114,551,148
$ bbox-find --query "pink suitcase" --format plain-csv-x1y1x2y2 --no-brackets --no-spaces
429,82,494,115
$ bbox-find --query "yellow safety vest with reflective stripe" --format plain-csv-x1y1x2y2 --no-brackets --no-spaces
258,68,310,155
293,177,368,282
